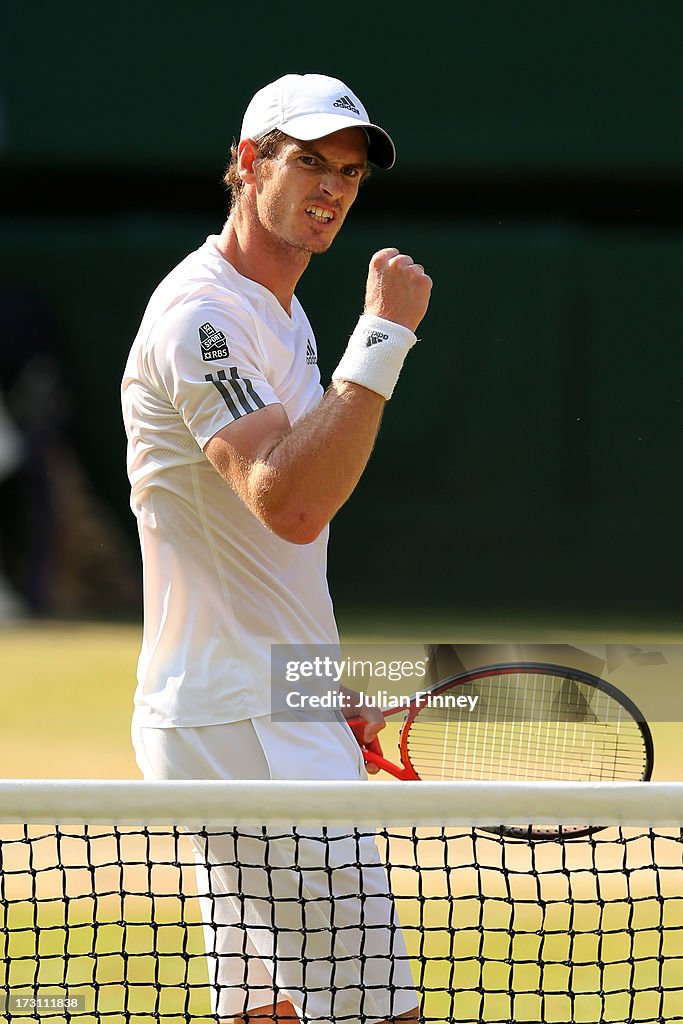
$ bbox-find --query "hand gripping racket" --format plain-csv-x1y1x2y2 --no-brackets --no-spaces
348,662,654,839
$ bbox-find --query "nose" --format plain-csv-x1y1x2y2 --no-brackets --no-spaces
319,169,344,201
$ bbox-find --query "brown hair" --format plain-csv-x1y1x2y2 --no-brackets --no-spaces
223,130,287,209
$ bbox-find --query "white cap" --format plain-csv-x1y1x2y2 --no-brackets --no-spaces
240,73,396,170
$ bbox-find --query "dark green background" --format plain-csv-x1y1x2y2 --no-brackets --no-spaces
2,2,682,618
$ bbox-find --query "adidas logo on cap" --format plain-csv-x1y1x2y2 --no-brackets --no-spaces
333,95,360,115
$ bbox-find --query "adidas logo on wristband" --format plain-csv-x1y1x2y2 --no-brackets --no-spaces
333,315,416,400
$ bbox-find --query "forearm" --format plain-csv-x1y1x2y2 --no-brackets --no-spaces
247,309,421,542
249,380,384,544
205,248,432,544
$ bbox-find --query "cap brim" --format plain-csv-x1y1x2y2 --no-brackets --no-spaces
275,112,396,169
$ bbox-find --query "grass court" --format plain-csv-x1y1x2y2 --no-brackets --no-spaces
2,617,683,1021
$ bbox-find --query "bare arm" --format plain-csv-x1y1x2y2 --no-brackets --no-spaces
204,248,432,544
204,380,384,544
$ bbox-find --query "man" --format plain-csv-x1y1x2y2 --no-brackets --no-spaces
122,73,432,1023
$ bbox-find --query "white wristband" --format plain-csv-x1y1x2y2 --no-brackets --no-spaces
331,314,417,400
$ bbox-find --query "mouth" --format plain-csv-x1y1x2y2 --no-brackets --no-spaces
305,205,336,225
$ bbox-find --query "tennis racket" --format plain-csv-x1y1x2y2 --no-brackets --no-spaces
348,661,654,840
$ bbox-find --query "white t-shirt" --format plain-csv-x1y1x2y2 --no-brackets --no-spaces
121,235,339,727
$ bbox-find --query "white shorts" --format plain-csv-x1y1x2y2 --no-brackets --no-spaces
132,713,417,1022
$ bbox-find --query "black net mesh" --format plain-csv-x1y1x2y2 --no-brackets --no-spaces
1,822,683,1022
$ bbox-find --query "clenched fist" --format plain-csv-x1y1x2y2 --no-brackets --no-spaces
364,248,433,334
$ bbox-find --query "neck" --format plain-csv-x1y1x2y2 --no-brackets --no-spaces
215,203,310,315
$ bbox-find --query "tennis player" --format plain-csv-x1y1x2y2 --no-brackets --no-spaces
122,73,431,1023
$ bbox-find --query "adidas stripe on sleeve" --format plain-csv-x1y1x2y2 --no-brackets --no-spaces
205,367,266,419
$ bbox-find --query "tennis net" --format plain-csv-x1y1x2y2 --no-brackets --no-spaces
1,779,682,1023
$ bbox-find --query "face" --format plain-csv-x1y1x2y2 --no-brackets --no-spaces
249,127,369,255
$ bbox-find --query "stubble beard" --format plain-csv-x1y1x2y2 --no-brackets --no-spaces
264,216,336,259
259,191,339,259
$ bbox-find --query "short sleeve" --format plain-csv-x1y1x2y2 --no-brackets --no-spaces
149,301,280,447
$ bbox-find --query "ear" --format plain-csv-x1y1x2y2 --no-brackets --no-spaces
237,139,259,185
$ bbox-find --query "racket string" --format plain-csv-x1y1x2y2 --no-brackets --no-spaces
404,671,649,784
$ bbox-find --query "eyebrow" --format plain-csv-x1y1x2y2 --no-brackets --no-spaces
293,142,368,171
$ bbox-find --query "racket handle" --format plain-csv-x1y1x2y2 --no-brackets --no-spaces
348,717,381,749
361,746,416,781
348,719,415,781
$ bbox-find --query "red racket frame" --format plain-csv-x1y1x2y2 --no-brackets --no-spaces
347,661,653,784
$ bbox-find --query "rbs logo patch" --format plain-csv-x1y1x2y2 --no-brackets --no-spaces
199,322,229,362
